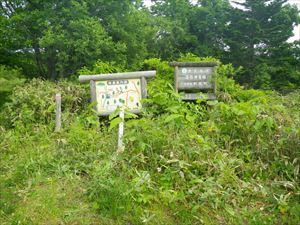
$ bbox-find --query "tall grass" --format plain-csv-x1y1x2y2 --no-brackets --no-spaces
0,58,299,224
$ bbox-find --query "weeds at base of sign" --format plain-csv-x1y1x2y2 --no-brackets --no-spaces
179,92,218,107
109,107,139,153
108,107,138,130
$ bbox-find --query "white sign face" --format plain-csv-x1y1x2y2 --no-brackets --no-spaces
95,79,142,114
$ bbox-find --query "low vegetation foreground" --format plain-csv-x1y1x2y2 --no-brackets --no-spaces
0,57,299,224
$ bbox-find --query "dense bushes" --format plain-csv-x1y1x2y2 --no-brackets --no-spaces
0,57,299,224
0,79,89,130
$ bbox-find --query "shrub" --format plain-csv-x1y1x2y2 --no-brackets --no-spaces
0,79,89,129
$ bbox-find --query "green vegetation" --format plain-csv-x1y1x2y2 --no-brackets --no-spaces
0,65,24,108
0,0,300,224
1,57,299,224
1,0,300,90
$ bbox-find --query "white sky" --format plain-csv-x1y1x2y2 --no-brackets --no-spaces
143,0,300,42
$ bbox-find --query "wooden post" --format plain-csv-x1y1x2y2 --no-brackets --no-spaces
90,80,97,112
117,108,125,153
141,76,147,98
55,93,61,132
174,66,179,93
213,66,217,97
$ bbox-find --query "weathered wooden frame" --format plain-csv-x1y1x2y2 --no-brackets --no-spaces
170,62,218,100
79,71,156,116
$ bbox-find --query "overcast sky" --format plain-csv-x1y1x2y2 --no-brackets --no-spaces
143,0,300,42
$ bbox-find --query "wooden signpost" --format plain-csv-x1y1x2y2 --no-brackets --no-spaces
170,62,218,100
79,70,156,152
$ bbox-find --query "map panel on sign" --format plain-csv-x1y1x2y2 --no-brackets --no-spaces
95,79,142,114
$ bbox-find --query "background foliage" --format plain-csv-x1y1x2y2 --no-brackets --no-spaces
0,0,299,90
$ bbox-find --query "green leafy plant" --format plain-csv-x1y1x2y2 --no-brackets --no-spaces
1,56,299,224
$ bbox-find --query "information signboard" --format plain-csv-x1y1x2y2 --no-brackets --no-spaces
95,79,142,115
170,62,218,100
79,71,156,116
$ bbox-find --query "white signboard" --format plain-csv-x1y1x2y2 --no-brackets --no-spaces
95,79,142,114
78,70,156,116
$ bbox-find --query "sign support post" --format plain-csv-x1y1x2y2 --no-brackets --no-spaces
117,108,125,153
55,93,61,132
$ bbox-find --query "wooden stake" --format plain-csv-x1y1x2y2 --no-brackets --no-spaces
55,93,61,132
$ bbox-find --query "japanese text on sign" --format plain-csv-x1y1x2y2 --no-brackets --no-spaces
177,67,213,90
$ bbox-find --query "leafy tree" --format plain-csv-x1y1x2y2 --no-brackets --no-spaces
189,0,232,58
39,0,126,79
223,0,300,88
0,2,36,75
0,0,126,79
266,41,300,91
87,0,159,69
149,0,198,59
0,0,299,90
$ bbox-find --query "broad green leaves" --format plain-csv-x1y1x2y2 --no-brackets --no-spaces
109,117,122,130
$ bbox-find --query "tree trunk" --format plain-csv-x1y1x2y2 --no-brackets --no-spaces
46,48,57,80
32,41,46,78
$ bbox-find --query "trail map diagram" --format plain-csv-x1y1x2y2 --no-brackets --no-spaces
95,78,142,114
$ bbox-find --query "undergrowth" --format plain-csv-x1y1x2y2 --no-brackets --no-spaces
0,56,299,224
